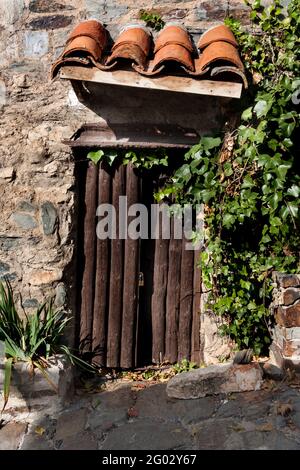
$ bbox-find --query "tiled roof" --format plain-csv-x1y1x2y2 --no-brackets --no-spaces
51,20,247,88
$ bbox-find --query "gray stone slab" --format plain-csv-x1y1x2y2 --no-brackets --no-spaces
0,422,27,450
100,419,192,450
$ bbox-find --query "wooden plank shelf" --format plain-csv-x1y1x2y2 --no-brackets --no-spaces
60,66,243,99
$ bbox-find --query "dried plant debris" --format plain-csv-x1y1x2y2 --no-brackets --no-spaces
233,349,254,364
276,402,293,417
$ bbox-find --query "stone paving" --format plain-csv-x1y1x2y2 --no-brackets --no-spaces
1,378,300,450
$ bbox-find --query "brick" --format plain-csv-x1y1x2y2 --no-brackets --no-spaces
275,303,300,328
283,287,300,306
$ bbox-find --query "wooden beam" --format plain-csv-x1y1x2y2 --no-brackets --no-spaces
60,66,242,99
120,164,140,368
106,164,126,368
80,162,98,352
178,240,194,362
92,163,111,365
165,219,182,364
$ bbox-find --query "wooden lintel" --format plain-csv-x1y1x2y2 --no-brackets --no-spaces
60,66,243,99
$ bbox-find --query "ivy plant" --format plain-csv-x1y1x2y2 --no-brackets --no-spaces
156,0,300,355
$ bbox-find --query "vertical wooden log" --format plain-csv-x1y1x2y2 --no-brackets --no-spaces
178,239,194,362
80,162,98,352
121,164,140,368
191,249,202,364
106,163,125,368
165,218,182,364
92,163,111,365
151,237,169,364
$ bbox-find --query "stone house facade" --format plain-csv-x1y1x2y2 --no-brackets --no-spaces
0,0,250,358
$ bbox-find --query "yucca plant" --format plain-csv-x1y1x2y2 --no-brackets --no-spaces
0,280,94,411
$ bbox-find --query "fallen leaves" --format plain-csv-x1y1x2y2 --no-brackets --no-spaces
35,426,45,436
127,407,139,418
276,402,293,417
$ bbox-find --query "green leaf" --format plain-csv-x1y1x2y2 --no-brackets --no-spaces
287,185,300,198
253,100,270,118
201,137,222,151
87,150,104,165
242,107,253,121
2,357,13,412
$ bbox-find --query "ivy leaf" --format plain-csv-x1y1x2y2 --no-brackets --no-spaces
287,185,300,198
106,151,118,166
201,137,222,151
253,100,270,118
242,107,253,121
87,150,104,165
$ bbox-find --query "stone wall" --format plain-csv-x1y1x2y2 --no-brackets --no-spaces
0,1,249,346
270,273,300,371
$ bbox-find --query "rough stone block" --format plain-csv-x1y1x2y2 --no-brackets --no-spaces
10,212,37,230
275,303,300,328
41,201,58,235
166,362,263,399
29,269,63,286
24,31,49,58
29,0,74,13
262,361,285,381
0,0,25,26
282,338,300,357
0,422,27,450
0,79,6,107
283,287,300,306
270,343,300,372
0,355,74,413
0,166,15,181
273,272,300,288
27,15,74,30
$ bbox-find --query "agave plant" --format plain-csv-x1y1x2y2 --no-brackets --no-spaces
0,280,94,411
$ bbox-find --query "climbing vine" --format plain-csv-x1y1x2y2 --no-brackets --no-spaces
87,0,300,355
156,0,300,355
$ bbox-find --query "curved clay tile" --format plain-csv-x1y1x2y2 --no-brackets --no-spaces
51,20,107,79
105,26,151,69
67,20,107,47
197,41,244,72
154,24,194,53
152,44,194,72
211,65,248,89
198,24,238,50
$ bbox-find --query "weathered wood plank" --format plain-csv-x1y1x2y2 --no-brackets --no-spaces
120,164,140,368
60,66,243,98
80,162,98,352
106,164,126,368
92,163,111,365
178,240,194,362
191,250,202,364
165,219,182,364
151,236,169,364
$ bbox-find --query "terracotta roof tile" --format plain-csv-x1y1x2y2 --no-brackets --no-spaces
105,26,151,69
154,25,194,53
51,20,247,88
198,24,238,50
197,41,244,72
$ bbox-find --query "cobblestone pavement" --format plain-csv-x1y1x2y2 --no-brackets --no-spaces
1,380,300,450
